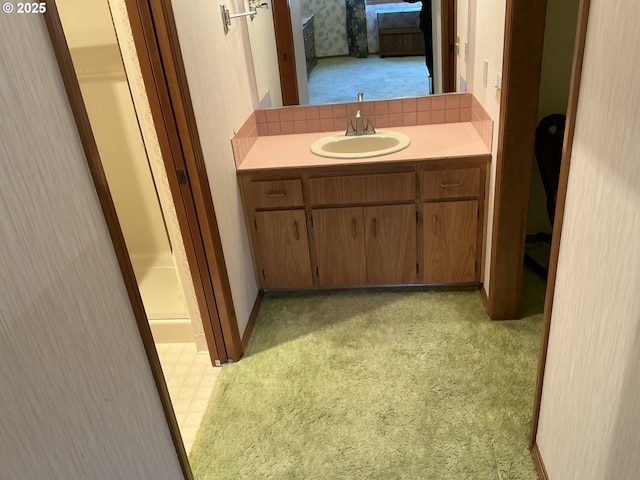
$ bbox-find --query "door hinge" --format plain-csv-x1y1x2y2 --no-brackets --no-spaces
176,168,189,185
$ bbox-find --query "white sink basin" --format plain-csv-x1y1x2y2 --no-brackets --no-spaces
310,130,411,159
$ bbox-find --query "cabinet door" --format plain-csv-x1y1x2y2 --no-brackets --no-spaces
364,204,417,284
255,210,313,288
314,207,367,286
423,200,478,283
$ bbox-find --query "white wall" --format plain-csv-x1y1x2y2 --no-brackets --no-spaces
0,13,183,479
170,0,259,336
536,0,640,478
247,0,283,107
466,0,506,292
456,0,469,90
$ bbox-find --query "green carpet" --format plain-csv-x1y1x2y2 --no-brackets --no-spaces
308,55,431,105
190,271,545,479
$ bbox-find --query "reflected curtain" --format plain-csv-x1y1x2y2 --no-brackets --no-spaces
346,0,368,58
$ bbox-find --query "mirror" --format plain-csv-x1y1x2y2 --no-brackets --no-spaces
247,0,468,107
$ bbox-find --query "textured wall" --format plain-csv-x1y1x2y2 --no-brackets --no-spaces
301,0,348,57
246,0,282,107
170,0,260,336
536,0,640,478
0,13,183,480
466,0,506,293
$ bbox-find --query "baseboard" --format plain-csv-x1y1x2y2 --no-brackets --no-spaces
242,290,264,351
149,319,195,344
480,284,492,317
531,442,549,480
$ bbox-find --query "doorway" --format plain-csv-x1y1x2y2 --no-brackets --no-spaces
55,0,221,452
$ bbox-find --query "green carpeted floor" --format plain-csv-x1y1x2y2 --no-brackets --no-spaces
308,56,431,105
189,270,545,479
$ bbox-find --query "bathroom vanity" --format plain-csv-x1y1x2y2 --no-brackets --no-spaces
237,123,490,289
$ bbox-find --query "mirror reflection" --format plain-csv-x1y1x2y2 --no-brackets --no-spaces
254,0,465,106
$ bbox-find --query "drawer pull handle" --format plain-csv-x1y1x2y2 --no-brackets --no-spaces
293,221,300,241
352,219,357,239
266,191,287,197
441,182,463,188
432,215,437,235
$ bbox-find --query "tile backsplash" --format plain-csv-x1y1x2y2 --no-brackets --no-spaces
232,93,493,166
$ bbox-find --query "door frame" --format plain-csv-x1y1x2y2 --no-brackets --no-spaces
530,0,591,476
126,0,244,362
441,0,457,93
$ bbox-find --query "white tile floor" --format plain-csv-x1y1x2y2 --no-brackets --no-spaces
155,342,221,452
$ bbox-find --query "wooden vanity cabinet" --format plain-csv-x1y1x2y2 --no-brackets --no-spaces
314,207,367,285
240,178,313,288
238,157,487,290
254,209,313,288
314,204,417,286
422,166,484,284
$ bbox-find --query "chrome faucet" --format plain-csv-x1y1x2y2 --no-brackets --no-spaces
354,92,365,135
342,92,376,136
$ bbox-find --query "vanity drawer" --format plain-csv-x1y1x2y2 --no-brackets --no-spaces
308,172,416,206
422,167,480,200
245,179,304,209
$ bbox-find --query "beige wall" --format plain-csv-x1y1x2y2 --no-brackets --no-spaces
171,0,260,336
58,0,171,266
0,13,183,479
247,0,282,107
466,0,506,293
536,0,640,478
456,0,469,90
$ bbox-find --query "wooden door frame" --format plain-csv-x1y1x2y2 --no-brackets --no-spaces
43,2,194,478
441,0,457,93
128,0,244,361
483,0,548,320
530,0,591,476
272,0,299,105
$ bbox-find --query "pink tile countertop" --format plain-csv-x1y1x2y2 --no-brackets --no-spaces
237,123,490,172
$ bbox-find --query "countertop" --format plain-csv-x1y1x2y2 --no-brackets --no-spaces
237,123,490,172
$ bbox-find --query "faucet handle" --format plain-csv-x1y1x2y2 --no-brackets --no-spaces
337,117,356,136
364,115,383,135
